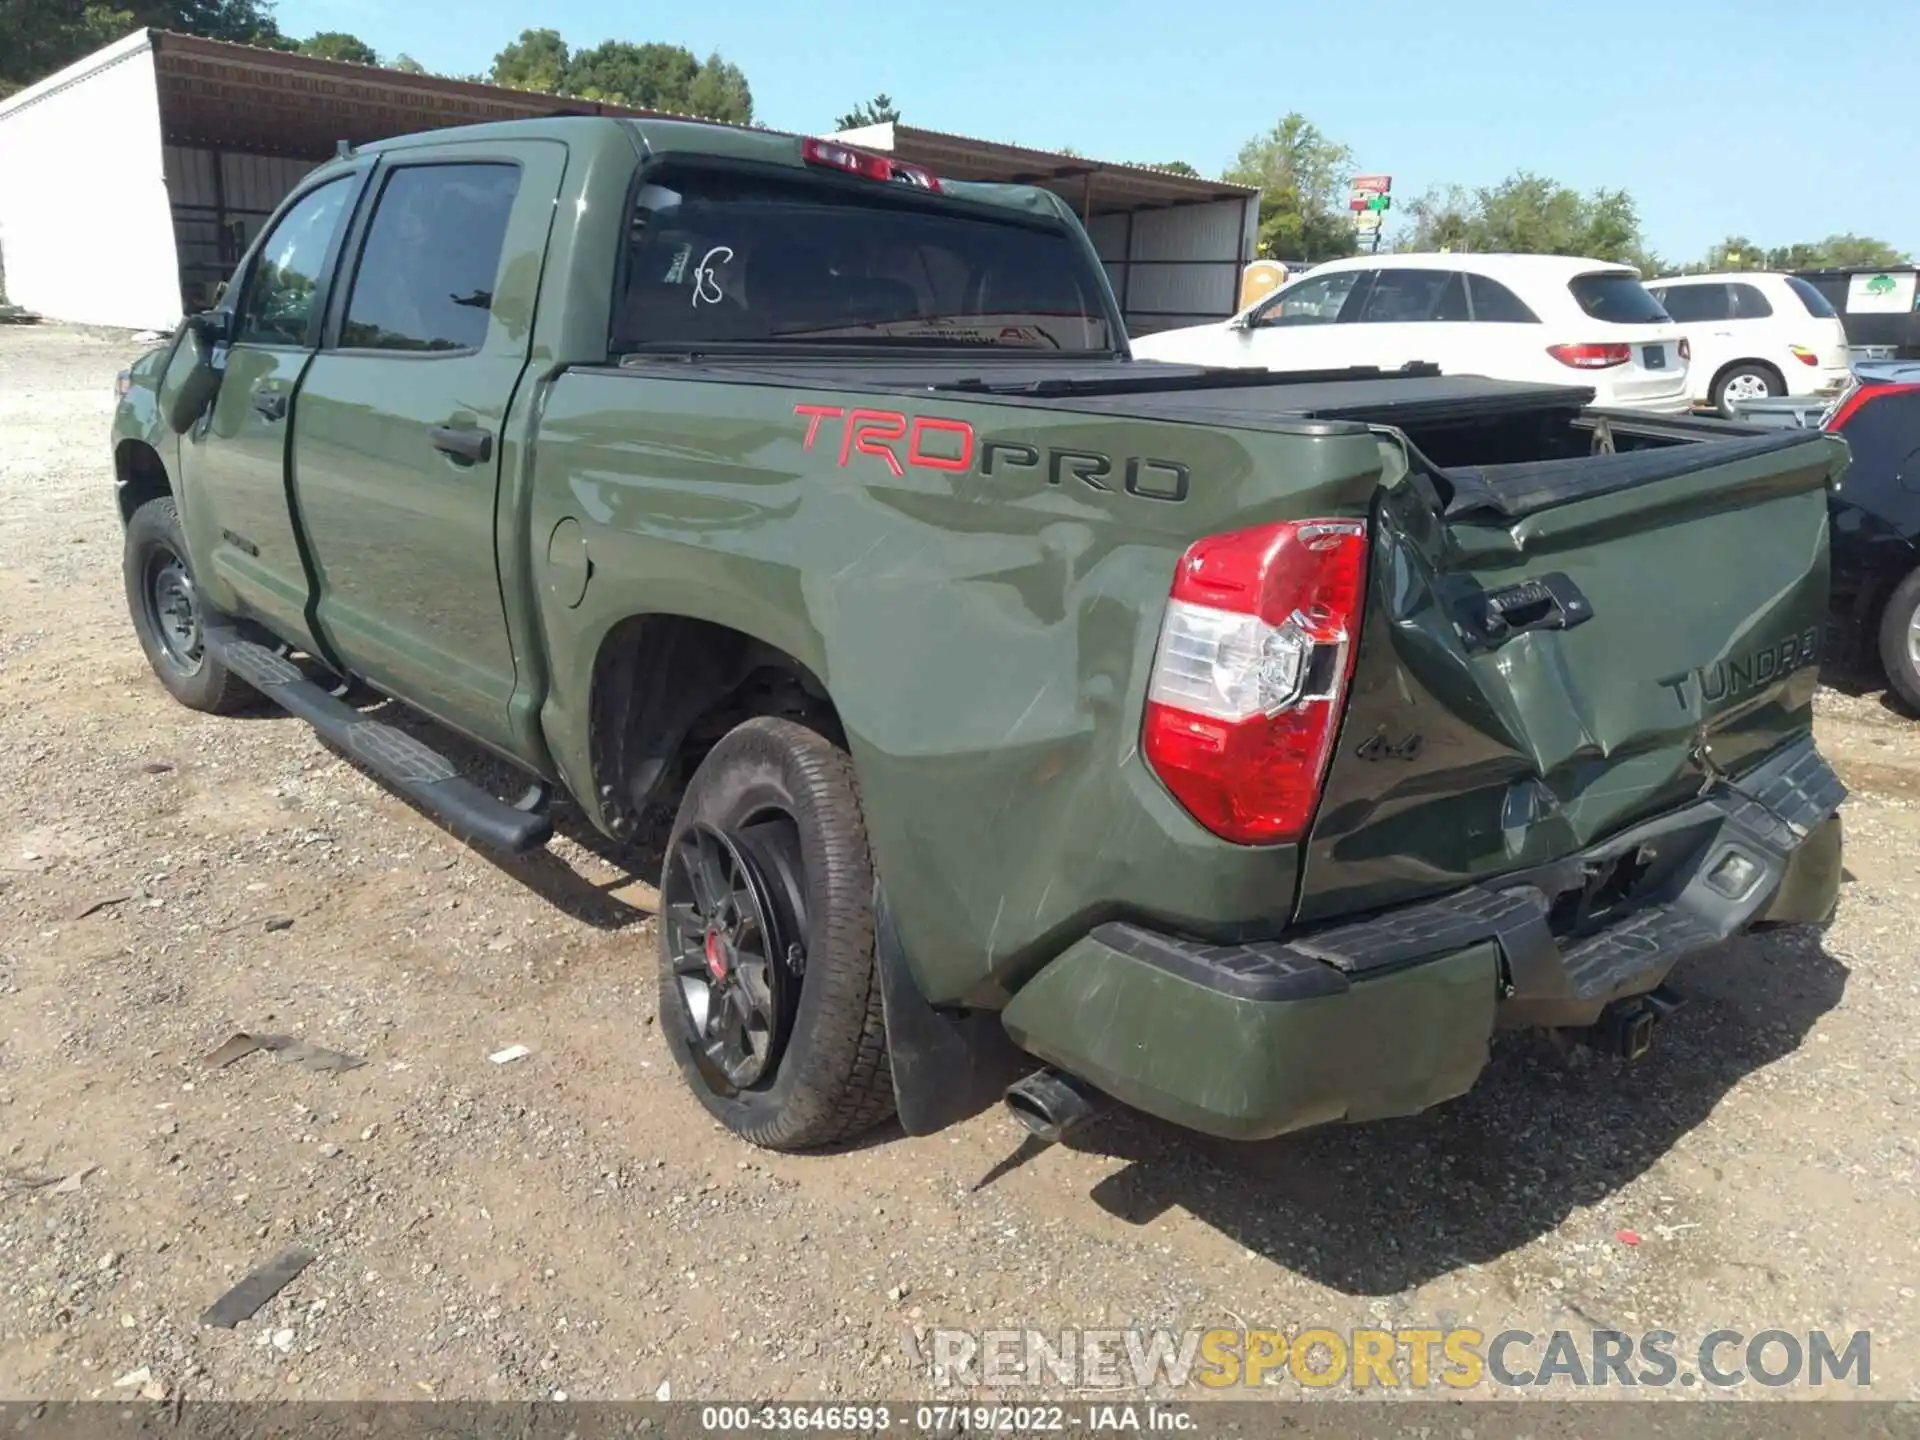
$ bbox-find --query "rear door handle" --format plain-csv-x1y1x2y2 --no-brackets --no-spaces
251,387,288,422
429,426,493,464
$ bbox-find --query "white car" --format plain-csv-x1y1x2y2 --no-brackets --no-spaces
1132,253,1692,413
1643,271,1853,416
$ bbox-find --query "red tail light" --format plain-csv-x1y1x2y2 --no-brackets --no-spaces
1547,343,1632,370
801,136,941,192
1825,382,1920,432
1142,519,1369,845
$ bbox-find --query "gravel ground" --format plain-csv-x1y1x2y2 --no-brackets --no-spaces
1,324,1917,1405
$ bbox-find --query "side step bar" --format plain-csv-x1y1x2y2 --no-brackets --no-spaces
208,628,552,855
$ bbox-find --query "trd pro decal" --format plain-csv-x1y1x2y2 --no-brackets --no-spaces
793,404,1189,501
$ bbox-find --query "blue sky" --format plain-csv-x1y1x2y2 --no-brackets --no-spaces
278,0,1918,264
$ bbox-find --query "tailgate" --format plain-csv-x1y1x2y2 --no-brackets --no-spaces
1296,428,1848,922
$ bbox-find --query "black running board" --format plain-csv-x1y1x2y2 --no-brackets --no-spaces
209,628,552,855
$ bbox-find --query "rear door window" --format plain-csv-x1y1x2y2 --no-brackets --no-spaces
1569,272,1670,325
1466,273,1539,323
1653,284,1730,323
613,167,1114,352
341,164,521,352
1254,270,1367,327
1353,269,1465,323
1727,282,1775,320
1785,275,1840,318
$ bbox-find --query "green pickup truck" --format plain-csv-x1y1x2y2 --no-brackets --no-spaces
113,117,1848,1153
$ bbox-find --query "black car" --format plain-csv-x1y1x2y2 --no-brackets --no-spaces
1731,369,1920,706
1824,375,1920,705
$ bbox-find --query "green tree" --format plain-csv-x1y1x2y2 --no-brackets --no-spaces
0,2,129,97
1397,184,1478,253
146,0,284,43
1134,160,1200,176
390,53,428,74
684,52,752,124
835,93,900,130
299,31,377,65
2,0,292,95
1765,235,1910,271
1224,114,1359,262
490,27,570,92
1393,171,1656,269
565,39,696,107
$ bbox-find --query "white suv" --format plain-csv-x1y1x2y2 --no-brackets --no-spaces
1131,253,1692,413
1644,272,1852,416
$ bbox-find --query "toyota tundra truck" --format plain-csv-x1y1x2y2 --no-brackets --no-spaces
111,117,1848,1152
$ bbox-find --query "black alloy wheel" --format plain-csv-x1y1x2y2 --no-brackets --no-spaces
661,817,809,1092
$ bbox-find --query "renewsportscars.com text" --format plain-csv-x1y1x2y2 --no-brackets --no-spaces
921,1326,1872,1391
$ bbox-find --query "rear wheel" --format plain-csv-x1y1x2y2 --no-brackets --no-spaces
657,717,893,1150
1877,568,1920,712
1712,362,1783,417
123,496,253,714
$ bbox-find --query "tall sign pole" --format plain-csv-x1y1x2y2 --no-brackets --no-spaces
1348,174,1392,253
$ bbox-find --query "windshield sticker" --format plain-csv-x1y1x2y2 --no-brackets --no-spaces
662,243,692,285
692,245,734,307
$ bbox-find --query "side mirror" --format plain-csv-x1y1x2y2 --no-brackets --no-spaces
1228,311,1256,333
160,311,227,435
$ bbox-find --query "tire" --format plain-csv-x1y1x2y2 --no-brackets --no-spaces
1712,362,1783,418
1877,568,1920,712
657,716,894,1150
123,495,254,714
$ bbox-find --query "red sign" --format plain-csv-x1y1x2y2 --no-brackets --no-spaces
1350,174,1392,192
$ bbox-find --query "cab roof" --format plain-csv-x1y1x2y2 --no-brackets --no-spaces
351,115,1076,223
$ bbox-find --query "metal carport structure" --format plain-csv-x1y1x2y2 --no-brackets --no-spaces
0,31,1259,334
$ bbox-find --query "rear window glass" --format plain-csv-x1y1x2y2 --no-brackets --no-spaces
612,167,1113,352
1785,275,1839,318
1568,272,1669,325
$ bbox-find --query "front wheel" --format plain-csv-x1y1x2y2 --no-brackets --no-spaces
1877,568,1920,712
657,717,894,1150
123,496,254,714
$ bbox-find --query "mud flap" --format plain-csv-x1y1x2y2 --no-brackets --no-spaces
874,887,1035,1135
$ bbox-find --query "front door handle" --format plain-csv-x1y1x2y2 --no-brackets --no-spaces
251,387,288,422
429,425,493,464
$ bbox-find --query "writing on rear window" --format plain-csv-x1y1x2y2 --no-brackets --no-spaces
612,167,1113,352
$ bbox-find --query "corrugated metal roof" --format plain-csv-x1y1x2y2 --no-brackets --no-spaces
145,30,747,156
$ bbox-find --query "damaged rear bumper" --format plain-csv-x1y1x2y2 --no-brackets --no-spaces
999,736,1844,1141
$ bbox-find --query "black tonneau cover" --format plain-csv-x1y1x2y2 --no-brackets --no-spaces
614,354,1601,434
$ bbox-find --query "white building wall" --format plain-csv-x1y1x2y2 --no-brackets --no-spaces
0,33,183,329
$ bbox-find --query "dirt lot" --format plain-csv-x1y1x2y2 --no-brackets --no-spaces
1,324,1917,1405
